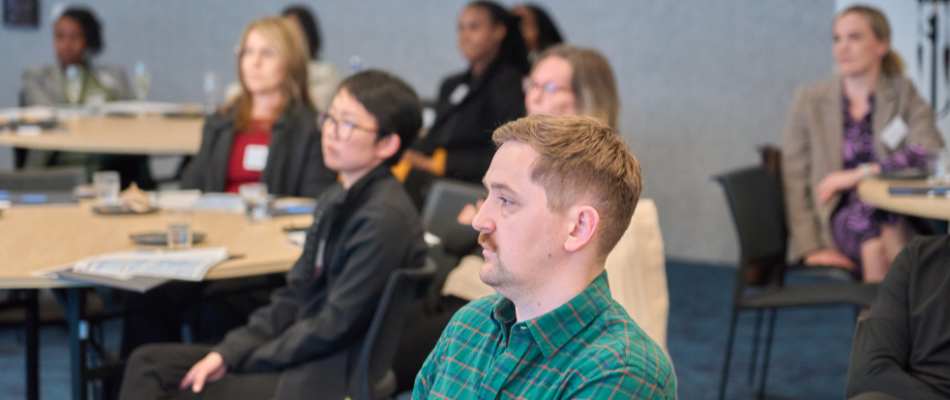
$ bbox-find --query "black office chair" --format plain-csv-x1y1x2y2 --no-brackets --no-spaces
349,258,437,400
420,179,485,256
714,166,879,400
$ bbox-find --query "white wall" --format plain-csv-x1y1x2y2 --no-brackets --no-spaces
0,0,836,264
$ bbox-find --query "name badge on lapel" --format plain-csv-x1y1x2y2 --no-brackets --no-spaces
243,144,269,171
96,71,117,89
881,116,908,151
449,84,469,105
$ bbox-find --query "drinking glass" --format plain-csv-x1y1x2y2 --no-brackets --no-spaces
167,209,194,250
203,72,218,114
134,62,151,101
927,149,950,185
239,182,268,222
65,65,83,105
92,171,120,206
86,90,106,116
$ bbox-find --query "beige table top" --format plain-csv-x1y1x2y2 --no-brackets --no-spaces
0,115,203,155
858,178,950,220
0,203,312,289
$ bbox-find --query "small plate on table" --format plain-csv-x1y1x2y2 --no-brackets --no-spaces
877,169,929,180
92,205,160,215
130,232,206,246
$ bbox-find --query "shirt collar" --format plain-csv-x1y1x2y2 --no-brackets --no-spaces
491,271,614,358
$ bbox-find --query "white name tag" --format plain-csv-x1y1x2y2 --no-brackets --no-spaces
96,71,117,89
449,84,469,105
243,144,269,171
880,116,908,151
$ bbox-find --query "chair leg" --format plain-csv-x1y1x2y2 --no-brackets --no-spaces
755,308,778,400
718,311,740,400
747,309,763,386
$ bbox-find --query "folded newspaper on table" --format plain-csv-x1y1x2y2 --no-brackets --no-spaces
71,247,229,281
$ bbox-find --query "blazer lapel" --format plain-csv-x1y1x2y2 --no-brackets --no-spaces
872,75,898,158
262,115,287,193
286,117,312,195
822,75,845,171
48,67,65,103
210,122,236,192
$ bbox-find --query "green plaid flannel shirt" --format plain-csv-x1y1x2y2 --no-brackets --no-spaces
413,271,677,399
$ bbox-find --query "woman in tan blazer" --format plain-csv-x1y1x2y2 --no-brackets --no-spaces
782,6,944,283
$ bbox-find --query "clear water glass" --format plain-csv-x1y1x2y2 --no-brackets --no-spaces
65,65,83,105
86,90,106,116
134,62,150,101
927,150,950,185
203,71,218,114
239,182,268,222
92,171,120,206
167,209,194,250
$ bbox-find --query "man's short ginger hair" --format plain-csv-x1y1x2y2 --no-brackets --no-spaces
492,114,642,258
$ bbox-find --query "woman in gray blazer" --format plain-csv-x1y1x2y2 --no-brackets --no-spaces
21,7,132,106
782,6,945,283
20,7,151,187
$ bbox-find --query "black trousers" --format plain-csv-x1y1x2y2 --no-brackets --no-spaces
121,276,281,358
119,344,279,400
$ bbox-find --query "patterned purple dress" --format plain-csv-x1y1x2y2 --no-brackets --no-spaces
830,96,928,271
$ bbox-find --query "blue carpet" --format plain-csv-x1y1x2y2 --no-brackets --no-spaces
667,261,858,400
0,262,859,399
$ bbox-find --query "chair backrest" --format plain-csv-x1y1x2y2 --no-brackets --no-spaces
420,179,485,255
714,166,789,298
844,315,868,398
350,258,437,400
0,167,87,191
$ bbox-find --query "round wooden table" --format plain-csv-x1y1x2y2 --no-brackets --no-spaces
0,201,312,400
0,115,203,155
0,202,311,287
857,178,950,220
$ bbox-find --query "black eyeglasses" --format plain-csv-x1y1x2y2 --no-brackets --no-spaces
318,112,377,141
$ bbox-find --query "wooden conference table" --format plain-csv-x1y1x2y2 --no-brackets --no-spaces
0,202,312,400
857,177,950,220
0,115,203,155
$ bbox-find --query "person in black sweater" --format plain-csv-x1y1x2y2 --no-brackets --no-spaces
846,235,950,400
119,70,427,400
510,3,565,63
400,1,528,208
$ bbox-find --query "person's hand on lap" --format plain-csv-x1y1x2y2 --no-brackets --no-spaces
179,352,227,393
804,249,856,271
457,199,484,225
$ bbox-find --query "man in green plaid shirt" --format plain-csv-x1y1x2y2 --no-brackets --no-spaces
412,115,677,399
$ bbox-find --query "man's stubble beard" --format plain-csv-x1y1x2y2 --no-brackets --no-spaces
478,231,515,290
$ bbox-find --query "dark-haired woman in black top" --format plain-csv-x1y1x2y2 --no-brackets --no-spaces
399,1,527,207
281,5,339,111
511,3,565,63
